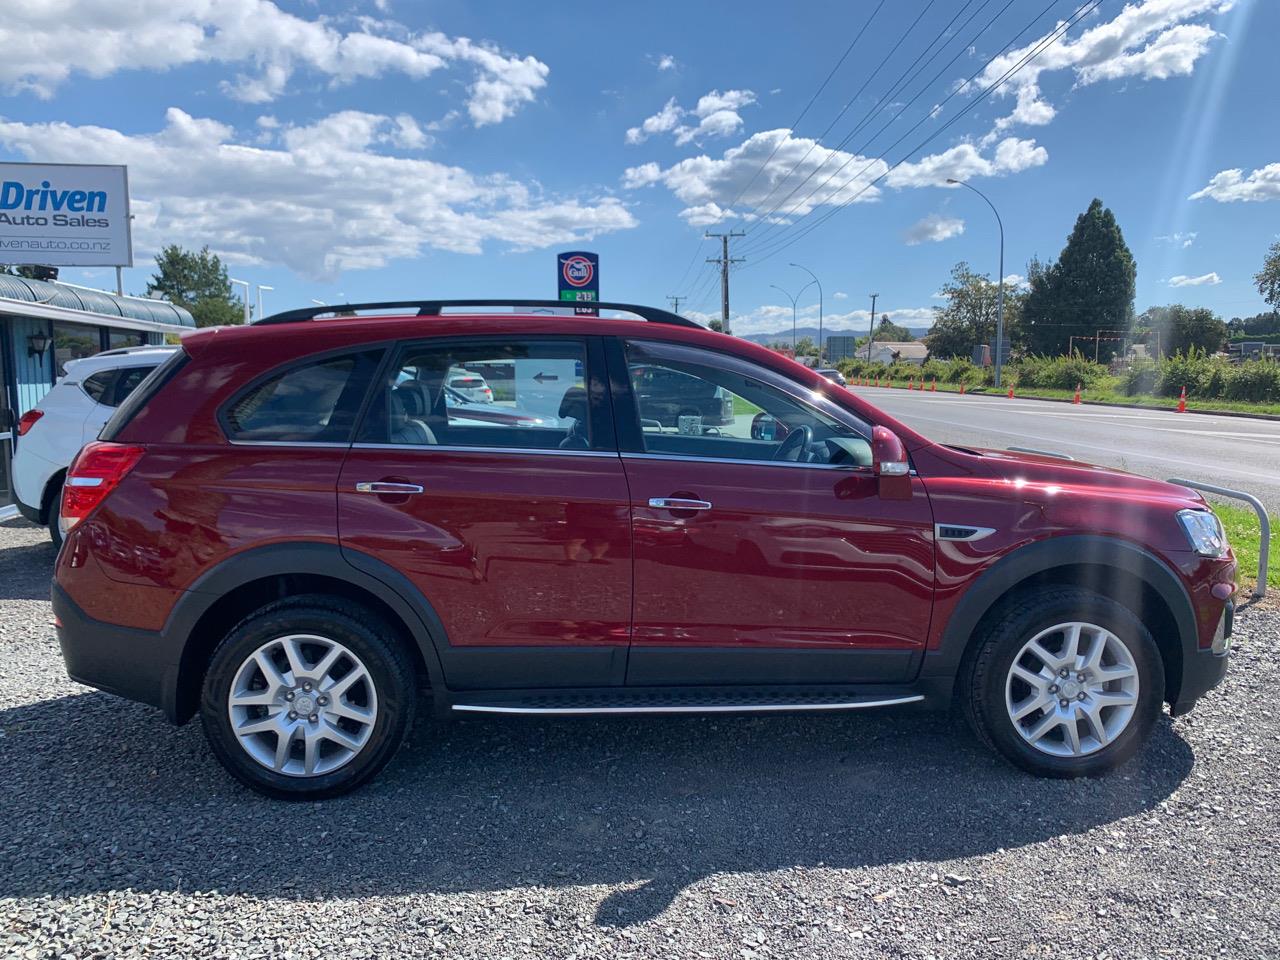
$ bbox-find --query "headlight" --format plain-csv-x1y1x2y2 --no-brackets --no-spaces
1177,509,1228,557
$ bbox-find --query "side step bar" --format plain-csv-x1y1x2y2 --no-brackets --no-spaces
451,686,925,716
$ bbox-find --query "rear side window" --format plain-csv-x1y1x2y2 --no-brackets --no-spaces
111,366,155,406
222,350,383,443
81,371,113,404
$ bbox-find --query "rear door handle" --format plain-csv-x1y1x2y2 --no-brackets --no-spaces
648,497,712,511
355,481,425,495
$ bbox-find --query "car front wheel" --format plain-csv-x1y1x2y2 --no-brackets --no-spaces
962,587,1164,778
200,596,416,799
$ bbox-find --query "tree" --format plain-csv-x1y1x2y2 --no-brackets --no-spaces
1228,311,1280,336
146,244,245,327
1255,240,1280,313
708,318,724,333
926,261,1022,359
1143,304,1226,355
0,265,46,279
872,315,914,342
793,335,819,357
1022,198,1136,360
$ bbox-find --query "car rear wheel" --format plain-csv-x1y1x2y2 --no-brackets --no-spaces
47,478,64,550
200,596,416,799
962,587,1163,778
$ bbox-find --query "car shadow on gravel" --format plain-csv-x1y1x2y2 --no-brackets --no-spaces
0,690,1193,926
0,519,57,601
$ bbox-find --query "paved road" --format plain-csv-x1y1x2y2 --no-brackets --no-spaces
850,387,1280,510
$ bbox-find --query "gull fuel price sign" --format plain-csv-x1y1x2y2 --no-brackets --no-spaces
557,251,599,316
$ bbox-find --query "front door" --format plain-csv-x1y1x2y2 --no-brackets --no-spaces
337,336,632,690
613,338,935,686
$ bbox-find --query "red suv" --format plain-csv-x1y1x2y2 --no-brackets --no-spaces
52,300,1235,798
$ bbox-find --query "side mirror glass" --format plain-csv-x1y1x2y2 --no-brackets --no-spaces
872,426,909,476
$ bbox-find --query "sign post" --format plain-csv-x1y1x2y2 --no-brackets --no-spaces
0,162,132,268
557,251,599,316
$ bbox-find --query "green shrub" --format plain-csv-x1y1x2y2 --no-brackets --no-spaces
1154,347,1228,398
1120,361,1158,396
1014,353,1109,390
1223,359,1280,402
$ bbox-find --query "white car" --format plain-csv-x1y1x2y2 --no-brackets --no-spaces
13,345,176,546
446,368,494,403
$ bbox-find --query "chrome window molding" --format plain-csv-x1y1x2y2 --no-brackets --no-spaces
349,442,619,458
622,451,875,473
228,440,353,448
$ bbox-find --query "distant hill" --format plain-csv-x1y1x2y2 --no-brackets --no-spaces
741,325,932,345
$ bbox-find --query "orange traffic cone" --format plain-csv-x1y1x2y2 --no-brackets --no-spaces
874,376,880,388
1072,382,1081,405
1177,385,1187,413
959,383,966,395
908,378,915,391
930,379,936,392
1007,386,1014,399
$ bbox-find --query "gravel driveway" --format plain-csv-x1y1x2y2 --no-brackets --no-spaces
2,515,1277,959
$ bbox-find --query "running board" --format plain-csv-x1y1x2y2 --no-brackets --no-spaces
451,685,925,716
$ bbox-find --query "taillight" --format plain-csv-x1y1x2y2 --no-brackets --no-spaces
17,409,44,436
60,441,145,534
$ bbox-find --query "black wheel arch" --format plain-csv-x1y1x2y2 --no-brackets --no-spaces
920,534,1196,707
40,468,67,525
164,542,449,724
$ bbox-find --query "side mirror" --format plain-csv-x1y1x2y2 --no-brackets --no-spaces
872,426,909,476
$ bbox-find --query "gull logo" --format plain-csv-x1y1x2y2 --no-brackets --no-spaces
561,255,594,288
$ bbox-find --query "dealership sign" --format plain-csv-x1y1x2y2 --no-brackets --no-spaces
0,162,133,268
557,250,599,315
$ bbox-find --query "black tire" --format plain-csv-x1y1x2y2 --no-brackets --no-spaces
200,595,416,799
46,479,64,550
960,586,1164,779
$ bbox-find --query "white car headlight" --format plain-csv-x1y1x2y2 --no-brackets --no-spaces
1177,509,1228,557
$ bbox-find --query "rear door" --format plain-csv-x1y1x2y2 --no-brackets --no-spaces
337,336,632,690
610,337,935,687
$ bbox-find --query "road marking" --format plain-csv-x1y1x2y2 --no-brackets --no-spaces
894,410,1280,485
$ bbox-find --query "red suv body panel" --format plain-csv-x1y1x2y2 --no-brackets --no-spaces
52,310,1234,726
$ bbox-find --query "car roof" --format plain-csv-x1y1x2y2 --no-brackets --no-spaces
61,346,177,379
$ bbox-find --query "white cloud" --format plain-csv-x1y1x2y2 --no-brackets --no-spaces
833,291,849,300
1002,273,1030,290
622,161,663,189
1168,272,1221,286
887,137,1048,188
1156,231,1198,247
625,89,756,145
976,0,1232,137
0,1,548,126
686,303,935,337
679,202,738,227
388,114,431,149
904,214,965,246
1189,163,1280,203
654,54,678,71
0,109,635,279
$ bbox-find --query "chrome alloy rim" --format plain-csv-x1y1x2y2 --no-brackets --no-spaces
1004,622,1140,758
227,634,379,777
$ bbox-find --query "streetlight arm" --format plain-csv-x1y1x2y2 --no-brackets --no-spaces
946,178,1006,386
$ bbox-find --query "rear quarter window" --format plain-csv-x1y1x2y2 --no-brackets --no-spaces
81,371,114,404
99,349,189,441
221,350,383,443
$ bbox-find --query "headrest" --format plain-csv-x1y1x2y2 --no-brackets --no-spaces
559,386,589,420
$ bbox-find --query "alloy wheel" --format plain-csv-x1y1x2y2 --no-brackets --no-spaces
1004,621,1140,758
227,634,379,777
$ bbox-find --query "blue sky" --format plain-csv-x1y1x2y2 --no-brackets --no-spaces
1,0,1276,336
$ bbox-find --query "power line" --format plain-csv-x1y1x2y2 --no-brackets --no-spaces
666,294,686,313
740,0,1001,252
742,0,1100,267
667,0,888,297
743,0,945,225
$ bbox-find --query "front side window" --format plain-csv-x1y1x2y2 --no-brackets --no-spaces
624,339,872,466
358,339,592,451
222,350,383,443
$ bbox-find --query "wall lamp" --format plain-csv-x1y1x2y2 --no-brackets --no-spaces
27,331,51,358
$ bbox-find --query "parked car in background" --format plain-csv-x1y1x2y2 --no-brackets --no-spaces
446,368,493,403
13,345,176,546
816,368,848,387
51,300,1234,799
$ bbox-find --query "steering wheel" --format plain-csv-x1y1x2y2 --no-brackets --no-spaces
773,423,813,462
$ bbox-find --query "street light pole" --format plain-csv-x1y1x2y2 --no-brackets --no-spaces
229,278,251,325
789,263,823,361
770,284,800,353
947,178,1005,387
256,284,274,322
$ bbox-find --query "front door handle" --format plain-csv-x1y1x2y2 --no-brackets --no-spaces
356,481,425,495
648,497,712,511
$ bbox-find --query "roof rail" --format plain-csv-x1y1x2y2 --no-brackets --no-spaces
256,299,703,329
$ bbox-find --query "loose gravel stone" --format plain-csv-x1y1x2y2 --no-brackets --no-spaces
1,516,1277,958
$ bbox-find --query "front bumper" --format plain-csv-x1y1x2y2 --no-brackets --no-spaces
1169,601,1233,716
52,581,182,720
